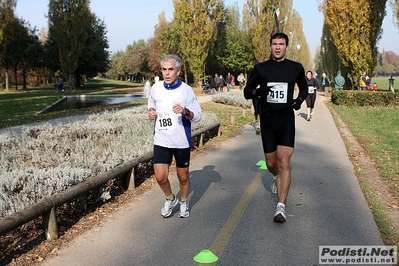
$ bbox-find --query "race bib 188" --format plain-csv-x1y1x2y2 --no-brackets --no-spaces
156,111,177,131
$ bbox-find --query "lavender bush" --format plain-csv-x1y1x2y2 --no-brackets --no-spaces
0,106,219,217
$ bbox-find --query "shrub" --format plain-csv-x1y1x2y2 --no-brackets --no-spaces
0,106,219,217
212,91,252,108
331,90,399,106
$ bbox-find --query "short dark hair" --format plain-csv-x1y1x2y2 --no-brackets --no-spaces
270,32,289,46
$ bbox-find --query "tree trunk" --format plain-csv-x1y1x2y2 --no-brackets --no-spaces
22,69,27,89
67,73,74,91
75,71,81,88
5,71,9,91
14,68,18,90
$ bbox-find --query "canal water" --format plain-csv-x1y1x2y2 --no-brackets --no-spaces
40,94,145,114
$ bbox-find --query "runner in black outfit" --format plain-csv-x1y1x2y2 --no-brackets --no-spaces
305,70,320,121
243,32,308,223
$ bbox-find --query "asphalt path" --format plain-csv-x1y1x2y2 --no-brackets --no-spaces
31,93,384,265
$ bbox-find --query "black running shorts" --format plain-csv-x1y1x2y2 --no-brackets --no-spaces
153,145,190,168
260,112,295,153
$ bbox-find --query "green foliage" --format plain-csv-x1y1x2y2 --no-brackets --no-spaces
48,0,92,89
331,90,399,106
214,3,255,74
76,15,110,81
173,0,224,85
0,0,17,42
120,40,150,79
390,0,399,30
245,0,277,62
324,0,386,87
106,1,313,86
146,12,176,76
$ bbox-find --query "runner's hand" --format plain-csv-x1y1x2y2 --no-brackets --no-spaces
253,85,273,97
289,97,303,110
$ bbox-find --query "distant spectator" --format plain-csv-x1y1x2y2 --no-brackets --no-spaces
334,71,345,91
372,82,378,91
225,72,233,91
208,75,216,94
237,73,245,90
219,74,224,92
358,71,367,91
214,73,221,92
321,73,330,97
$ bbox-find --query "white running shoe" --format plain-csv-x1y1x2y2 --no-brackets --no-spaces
271,178,277,194
255,126,261,135
273,204,286,223
178,201,190,218
161,196,178,217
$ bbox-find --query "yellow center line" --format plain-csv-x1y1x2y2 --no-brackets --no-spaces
200,171,264,265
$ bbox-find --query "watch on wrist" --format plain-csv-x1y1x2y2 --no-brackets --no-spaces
184,107,191,116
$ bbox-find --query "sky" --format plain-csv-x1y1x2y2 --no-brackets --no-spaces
15,0,399,59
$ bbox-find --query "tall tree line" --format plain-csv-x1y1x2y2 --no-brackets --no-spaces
317,0,388,88
0,0,109,90
107,0,313,87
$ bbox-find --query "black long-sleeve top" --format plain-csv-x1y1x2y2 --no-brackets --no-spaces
243,59,308,114
306,77,321,94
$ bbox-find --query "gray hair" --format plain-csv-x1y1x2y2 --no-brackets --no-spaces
161,54,182,70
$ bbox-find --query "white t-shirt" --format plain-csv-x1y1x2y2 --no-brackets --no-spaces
148,79,202,148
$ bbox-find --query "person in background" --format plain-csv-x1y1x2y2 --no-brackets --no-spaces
148,54,202,218
334,71,345,91
243,32,308,223
321,73,330,97
358,71,367,91
252,85,261,135
305,70,320,121
237,73,245,90
209,74,216,94
219,74,225,92
214,73,221,92
225,72,233,91
372,82,378,91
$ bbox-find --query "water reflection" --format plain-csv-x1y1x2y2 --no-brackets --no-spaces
43,94,144,113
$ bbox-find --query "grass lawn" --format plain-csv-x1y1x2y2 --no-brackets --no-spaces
329,104,399,186
329,102,399,246
361,76,397,91
0,79,147,129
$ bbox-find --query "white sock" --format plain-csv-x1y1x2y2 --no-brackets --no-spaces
272,174,278,180
277,202,285,209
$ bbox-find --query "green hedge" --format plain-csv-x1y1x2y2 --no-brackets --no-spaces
331,90,399,106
